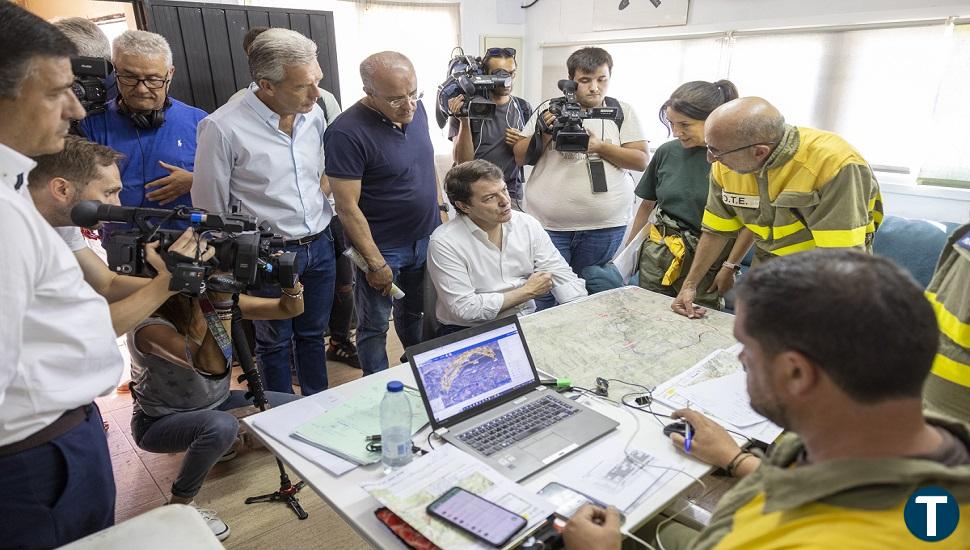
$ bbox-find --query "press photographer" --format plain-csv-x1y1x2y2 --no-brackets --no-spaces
27,136,204,336
443,47,533,208
512,47,647,310
123,259,305,542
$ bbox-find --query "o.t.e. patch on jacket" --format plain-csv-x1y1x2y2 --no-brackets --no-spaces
721,191,760,209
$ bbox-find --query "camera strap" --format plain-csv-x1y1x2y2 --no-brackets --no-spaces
198,294,233,367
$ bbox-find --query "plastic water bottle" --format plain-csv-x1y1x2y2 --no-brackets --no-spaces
380,380,413,469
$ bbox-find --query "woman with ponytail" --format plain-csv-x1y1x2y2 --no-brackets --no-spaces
626,80,754,308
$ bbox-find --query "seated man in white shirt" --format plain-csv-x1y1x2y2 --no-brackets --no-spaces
428,159,587,335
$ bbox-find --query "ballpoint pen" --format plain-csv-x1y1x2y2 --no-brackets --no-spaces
684,421,693,454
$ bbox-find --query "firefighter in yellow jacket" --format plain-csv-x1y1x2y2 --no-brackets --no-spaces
671,97,883,318
924,223,970,421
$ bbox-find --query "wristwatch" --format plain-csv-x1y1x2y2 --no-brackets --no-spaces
437,203,449,213
722,261,742,273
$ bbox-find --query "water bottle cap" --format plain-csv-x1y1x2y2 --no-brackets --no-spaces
386,380,404,392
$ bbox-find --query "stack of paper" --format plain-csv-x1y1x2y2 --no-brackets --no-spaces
290,381,428,465
361,446,555,550
654,344,783,443
248,392,358,476
554,436,677,511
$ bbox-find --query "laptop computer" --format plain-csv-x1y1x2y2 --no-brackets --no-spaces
407,316,618,482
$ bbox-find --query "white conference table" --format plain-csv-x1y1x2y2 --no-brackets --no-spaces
245,287,738,548
245,367,712,549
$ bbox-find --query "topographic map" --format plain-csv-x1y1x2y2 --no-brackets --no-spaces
518,286,737,391
422,342,511,406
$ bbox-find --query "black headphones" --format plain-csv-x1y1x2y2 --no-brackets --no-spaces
117,96,172,130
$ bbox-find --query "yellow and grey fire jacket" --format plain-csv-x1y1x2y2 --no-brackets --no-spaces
702,125,883,259
694,417,970,549
925,223,970,421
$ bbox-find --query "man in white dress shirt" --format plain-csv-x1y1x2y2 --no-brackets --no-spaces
428,160,587,334
192,28,335,395
0,4,123,545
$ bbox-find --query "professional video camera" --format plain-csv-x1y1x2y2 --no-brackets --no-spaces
71,56,113,115
71,200,297,296
434,50,512,129
541,79,622,153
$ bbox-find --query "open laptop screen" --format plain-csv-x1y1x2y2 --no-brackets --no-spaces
411,323,536,425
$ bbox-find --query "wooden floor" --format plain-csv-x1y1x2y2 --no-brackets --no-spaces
98,332,404,549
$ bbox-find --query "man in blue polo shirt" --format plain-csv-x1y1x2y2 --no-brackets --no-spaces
80,30,205,224
325,51,443,375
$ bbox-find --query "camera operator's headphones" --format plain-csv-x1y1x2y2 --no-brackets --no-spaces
117,96,172,130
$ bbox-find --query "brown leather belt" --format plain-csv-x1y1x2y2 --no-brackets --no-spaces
0,405,90,457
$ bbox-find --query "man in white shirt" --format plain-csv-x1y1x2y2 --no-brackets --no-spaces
0,4,122,545
513,47,647,310
193,28,335,395
428,160,587,334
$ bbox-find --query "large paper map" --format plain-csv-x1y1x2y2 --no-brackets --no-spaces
519,286,737,390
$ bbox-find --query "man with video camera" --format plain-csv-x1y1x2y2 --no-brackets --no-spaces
513,47,647,309
28,135,202,336
79,29,205,217
0,3,123,545
447,47,532,209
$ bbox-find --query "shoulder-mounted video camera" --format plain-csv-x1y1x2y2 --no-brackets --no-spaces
71,200,297,296
434,52,512,129
71,56,113,116
539,79,623,153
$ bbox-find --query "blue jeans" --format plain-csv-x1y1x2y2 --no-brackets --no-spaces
355,238,428,375
253,231,336,395
131,390,301,499
0,405,115,548
535,226,625,310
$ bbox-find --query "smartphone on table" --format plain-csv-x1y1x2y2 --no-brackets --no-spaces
426,486,527,548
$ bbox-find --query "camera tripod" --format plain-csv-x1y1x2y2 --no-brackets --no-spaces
230,306,308,520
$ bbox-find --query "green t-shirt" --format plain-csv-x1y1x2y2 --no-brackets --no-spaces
635,139,711,234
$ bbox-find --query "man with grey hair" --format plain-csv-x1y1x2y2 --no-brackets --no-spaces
428,160,585,335
80,29,205,219
193,28,336,395
52,17,111,60
325,51,444,375
671,97,883,318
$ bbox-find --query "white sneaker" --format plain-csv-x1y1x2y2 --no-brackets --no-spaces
189,501,231,541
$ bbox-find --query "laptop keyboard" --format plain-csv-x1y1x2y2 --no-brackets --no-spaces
457,395,579,456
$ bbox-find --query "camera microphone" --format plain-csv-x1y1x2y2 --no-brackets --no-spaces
557,79,577,94
71,200,180,228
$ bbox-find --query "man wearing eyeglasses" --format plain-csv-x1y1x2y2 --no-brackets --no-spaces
671,97,883,319
325,51,444,375
79,30,205,219
447,47,532,210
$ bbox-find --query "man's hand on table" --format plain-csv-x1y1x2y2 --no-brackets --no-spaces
563,505,622,550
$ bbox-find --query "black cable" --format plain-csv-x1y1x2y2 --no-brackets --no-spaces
521,0,540,8
426,431,435,451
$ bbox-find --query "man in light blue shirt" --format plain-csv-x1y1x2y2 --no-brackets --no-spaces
192,28,335,395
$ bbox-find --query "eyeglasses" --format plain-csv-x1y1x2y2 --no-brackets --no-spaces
378,90,423,109
484,47,516,58
116,75,169,89
706,142,775,161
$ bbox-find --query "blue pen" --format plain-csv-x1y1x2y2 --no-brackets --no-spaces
684,422,693,454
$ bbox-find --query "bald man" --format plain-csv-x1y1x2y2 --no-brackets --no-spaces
671,97,882,318
325,51,444,374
